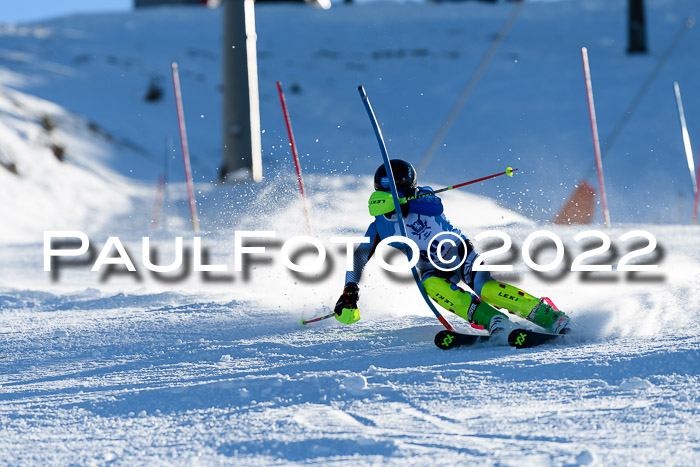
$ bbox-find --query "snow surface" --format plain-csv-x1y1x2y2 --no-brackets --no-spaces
1,0,699,465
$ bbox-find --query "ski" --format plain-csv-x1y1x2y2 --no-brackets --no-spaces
435,328,565,350
508,328,564,348
434,329,489,349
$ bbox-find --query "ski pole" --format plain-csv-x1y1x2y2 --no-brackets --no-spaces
300,312,336,326
370,167,517,216
412,167,516,200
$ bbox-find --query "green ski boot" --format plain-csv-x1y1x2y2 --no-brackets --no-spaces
480,281,570,334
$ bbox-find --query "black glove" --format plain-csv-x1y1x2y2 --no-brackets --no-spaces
334,282,360,324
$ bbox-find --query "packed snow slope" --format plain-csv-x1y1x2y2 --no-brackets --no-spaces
1,221,699,465
1,0,700,465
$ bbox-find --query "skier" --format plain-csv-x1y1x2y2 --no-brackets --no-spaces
333,159,570,338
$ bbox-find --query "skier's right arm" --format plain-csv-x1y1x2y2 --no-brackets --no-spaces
344,223,379,286
334,223,380,324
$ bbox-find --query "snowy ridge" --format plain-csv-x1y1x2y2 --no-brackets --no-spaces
0,86,145,243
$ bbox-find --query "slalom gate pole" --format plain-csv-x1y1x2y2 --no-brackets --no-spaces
416,1,525,176
673,82,698,197
151,138,172,231
581,47,611,228
694,141,700,225
277,81,313,235
300,312,336,326
151,174,166,231
358,85,454,332
171,62,200,233
559,17,695,225
163,136,172,219
602,16,695,159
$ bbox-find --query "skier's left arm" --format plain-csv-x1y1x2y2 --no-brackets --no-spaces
367,186,444,217
407,186,443,216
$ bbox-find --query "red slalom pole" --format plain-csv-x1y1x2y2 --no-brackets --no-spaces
581,47,611,228
171,62,199,233
277,81,312,235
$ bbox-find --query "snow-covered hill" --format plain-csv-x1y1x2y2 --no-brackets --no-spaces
0,86,152,242
0,0,699,465
1,0,700,229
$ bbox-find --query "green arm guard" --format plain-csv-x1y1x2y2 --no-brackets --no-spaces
368,191,407,216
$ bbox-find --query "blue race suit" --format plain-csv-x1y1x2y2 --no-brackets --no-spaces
345,186,494,295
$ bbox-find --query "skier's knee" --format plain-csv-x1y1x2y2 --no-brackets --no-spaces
423,276,474,314
423,277,509,330
472,271,494,296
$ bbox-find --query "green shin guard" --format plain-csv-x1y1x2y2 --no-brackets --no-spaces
480,281,540,318
423,277,507,330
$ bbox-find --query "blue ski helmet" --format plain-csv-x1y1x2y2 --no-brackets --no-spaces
374,159,417,192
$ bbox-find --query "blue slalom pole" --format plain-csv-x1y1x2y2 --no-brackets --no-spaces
358,86,454,331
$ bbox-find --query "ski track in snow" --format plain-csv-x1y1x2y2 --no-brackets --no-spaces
1,223,699,465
